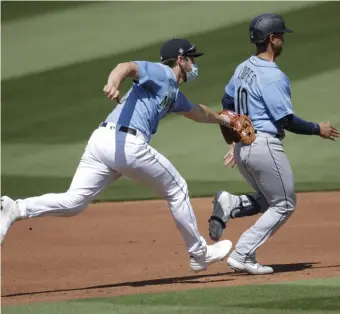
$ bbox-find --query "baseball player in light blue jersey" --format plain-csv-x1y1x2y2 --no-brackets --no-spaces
1,39,236,272
208,14,339,275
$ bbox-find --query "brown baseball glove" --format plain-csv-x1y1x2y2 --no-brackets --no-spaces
218,110,256,145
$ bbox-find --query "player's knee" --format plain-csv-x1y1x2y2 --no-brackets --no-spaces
286,191,296,212
164,177,188,203
273,192,296,214
291,192,297,210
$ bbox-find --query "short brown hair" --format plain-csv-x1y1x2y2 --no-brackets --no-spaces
255,40,268,52
162,58,177,68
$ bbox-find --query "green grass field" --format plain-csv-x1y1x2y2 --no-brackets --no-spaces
3,277,340,314
2,1,340,200
2,1,340,312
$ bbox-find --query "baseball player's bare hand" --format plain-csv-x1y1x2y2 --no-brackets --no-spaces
223,143,236,167
103,84,121,103
319,122,340,141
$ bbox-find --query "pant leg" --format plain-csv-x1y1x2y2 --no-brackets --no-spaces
113,142,207,257
232,143,269,214
232,137,296,261
18,129,121,218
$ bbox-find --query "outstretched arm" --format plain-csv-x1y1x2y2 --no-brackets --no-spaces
103,62,139,102
172,92,231,126
277,114,319,135
182,104,231,127
262,79,339,140
278,114,340,140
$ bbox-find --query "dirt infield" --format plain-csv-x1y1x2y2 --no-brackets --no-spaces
1,191,340,305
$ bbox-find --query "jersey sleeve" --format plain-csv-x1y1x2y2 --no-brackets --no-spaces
172,91,194,112
261,78,294,121
225,74,236,98
221,93,235,111
134,61,167,92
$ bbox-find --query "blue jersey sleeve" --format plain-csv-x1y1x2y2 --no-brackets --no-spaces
225,74,235,98
261,79,294,121
172,91,194,112
134,61,167,92
221,74,236,110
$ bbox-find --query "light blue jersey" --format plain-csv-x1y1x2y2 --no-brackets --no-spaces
106,61,194,142
225,56,293,135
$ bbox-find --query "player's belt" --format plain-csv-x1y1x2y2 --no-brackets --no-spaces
100,122,137,136
255,130,283,139
118,125,137,136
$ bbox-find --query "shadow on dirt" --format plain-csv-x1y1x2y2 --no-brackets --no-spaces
2,271,234,297
4,261,339,298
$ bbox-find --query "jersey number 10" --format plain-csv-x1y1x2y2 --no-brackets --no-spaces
236,87,249,115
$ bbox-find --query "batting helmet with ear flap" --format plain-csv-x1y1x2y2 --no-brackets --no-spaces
249,14,293,44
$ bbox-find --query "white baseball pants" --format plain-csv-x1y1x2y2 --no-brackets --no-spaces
17,123,207,257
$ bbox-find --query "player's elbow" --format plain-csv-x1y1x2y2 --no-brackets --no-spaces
113,62,139,80
277,114,293,129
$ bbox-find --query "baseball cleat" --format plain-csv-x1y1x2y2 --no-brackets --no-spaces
208,191,235,241
1,196,20,245
227,256,274,275
190,239,233,272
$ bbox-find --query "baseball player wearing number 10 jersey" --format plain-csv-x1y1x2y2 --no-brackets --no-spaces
208,14,339,275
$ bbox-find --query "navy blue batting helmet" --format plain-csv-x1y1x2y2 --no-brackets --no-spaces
249,14,293,44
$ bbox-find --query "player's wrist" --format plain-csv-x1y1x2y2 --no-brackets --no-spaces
315,123,321,135
107,77,121,88
219,113,231,127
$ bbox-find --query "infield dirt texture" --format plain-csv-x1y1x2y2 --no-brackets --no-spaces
2,192,340,305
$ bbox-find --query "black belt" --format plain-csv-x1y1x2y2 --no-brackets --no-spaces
255,130,281,139
100,122,137,136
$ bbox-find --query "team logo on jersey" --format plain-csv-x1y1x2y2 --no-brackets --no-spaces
160,87,176,109
160,95,170,108
160,92,174,109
